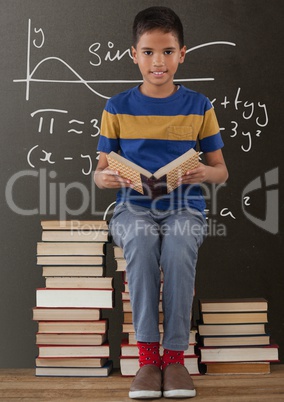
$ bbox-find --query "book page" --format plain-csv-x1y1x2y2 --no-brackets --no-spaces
107,152,152,194
153,148,198,179
166,153,199,192
107,149,199,196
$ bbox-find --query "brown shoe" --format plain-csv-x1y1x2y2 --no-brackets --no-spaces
163,364,196,398
129,365,162,399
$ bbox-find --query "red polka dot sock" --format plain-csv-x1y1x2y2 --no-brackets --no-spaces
137,342,161,368
161,349,184,370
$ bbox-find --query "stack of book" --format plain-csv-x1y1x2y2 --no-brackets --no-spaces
114,246,200,376
33,220,113,377
197,298,279,375
114,246,126,272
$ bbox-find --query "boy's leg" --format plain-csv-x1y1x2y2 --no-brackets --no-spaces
110,203,162,343
160,209,206,398
160,209,206,351
110,203,162,399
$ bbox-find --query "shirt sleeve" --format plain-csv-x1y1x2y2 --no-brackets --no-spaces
97,104,120,153
198,99,224,153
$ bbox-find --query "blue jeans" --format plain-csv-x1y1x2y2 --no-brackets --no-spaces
110,203,207,350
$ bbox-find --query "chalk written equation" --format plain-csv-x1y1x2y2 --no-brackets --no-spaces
26,108,100,175
30,109,100,136
211,87,269,152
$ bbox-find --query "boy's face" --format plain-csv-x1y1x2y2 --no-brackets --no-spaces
132,29,186,97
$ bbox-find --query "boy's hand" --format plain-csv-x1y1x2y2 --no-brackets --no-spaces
177,163,207,184
177,148,229,185
94,168,132,189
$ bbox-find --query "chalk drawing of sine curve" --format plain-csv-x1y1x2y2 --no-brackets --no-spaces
26,41,236,100
28,56,113,99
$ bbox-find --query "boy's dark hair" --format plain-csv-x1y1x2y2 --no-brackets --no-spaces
132,6,184,48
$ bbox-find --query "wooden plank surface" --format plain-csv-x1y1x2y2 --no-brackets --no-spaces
0,365,283,401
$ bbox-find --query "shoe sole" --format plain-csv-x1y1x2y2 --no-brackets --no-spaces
129,390,162,399
163,389,196,398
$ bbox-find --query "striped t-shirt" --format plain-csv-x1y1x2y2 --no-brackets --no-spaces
97,85,224,212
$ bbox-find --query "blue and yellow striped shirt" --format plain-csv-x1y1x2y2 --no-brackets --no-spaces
97,85,224,212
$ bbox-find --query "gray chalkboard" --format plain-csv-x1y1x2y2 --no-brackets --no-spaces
0,0,283,368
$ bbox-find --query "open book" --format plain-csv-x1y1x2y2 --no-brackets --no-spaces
106,148,199,197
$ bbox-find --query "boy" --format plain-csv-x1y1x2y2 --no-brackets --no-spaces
94,6,228,399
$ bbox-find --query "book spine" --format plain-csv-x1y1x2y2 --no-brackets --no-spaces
34,221,113,374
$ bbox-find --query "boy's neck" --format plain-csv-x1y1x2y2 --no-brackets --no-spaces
139,83,178,98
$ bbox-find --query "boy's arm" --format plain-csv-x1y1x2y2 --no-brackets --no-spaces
179,149,228,185
94,152,132,189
